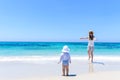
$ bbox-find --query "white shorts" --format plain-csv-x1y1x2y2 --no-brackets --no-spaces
87,46,94,52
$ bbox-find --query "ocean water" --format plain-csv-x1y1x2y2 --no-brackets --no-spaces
0,42,120,62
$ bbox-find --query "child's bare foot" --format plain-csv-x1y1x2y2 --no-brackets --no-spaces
62,74,65,76
66,74,69,76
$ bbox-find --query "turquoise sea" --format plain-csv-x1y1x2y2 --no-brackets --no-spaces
0,42,120,62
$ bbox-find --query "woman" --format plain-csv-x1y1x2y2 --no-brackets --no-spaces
80,30,96,63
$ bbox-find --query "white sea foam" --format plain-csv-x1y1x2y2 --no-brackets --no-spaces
0,56,58,62
0,56,120,62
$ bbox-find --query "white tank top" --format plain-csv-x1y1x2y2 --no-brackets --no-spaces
88,40,94,47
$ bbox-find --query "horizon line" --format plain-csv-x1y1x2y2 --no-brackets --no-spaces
0,41,120,43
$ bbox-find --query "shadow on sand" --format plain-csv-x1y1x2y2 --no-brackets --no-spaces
66,74,77,77
92,61,105,65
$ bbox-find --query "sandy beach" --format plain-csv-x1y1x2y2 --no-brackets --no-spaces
23,71,120,80
0,0,120,79
0,57,120,80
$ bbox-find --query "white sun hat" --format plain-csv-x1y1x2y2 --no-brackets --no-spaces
62,45,70,53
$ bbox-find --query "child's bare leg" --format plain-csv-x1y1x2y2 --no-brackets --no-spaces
62,65,65,76
66,65,69,76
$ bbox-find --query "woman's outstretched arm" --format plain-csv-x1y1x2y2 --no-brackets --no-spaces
80,37,88,40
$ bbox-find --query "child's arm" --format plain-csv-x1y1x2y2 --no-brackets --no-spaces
69,54,71,63
58,57,61,64
58,54,63,64
69,58,71,63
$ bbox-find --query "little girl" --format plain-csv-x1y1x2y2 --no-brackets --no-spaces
80,30,96,63
58,45,71,76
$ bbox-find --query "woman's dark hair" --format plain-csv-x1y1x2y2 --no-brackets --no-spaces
89,31,94,40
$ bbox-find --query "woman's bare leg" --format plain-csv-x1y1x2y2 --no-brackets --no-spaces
91,51,93,63
88,50,91,60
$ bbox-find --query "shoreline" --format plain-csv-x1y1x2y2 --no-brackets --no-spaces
0,56,120,62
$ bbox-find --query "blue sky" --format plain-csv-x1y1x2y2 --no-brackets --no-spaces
0,0,120,42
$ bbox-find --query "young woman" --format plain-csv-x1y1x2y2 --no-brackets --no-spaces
80,31,96,63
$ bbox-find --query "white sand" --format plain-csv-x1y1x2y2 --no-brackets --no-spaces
0,59,120,80
18,71,120,80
